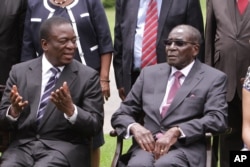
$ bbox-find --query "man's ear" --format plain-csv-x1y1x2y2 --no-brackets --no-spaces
41,39,48,51
192,44,200,57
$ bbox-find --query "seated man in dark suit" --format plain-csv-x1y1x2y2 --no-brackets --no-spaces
0,16,104,167
111,25,228,167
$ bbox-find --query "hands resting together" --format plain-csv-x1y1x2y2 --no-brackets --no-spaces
130,123,181,160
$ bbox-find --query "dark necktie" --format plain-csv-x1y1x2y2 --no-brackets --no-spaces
238,0,249,14
37,67,60,124
161,71,183,118
141,0,158,68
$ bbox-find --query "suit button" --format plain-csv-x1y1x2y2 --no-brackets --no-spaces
36,134,40,139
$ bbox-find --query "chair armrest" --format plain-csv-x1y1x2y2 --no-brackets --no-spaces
110,130,123,167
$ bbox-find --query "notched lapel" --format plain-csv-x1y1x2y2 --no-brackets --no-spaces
163,61,204,118
37,63,78,130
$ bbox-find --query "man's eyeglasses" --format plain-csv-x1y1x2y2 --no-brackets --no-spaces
164,39,198,47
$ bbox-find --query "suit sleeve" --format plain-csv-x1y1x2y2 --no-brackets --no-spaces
88,0,113,54
204,0,216,66
73,71,104,136
187,0,205,62
113,0,124,89
21,3,38,62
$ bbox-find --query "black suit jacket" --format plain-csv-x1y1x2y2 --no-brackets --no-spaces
0,57,104,167
0,0,27,86
113,0,204,95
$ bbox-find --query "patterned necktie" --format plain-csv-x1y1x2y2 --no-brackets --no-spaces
238,0,249,14
161,71,183,118
141,0,158,68
37,67,60,124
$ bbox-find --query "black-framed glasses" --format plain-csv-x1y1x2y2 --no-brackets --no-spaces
164,39,198,47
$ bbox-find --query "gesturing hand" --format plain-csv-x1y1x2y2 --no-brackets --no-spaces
9,85,28,117
130,123,155,152
50,82,74,117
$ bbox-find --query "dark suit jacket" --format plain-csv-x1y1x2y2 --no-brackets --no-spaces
205,0,250,101
113,0,204,95
111,60,228,167
0,0,27,85
21,0,113,71
0,57,104,167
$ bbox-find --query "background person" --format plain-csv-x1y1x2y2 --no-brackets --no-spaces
0,0,27,100
205,0,250,166
111,25,228,167
0,16,103,167
113,0,204,101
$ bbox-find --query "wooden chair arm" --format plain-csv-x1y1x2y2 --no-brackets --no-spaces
110,130,123,167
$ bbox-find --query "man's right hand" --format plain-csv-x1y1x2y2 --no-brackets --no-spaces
9,85,28,117
130,123,155,152
118,87,126,101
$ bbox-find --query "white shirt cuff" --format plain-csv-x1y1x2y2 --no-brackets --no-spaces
6,105,19,121
64,104,78,124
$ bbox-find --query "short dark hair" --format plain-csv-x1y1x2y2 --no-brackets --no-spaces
39,16,71,41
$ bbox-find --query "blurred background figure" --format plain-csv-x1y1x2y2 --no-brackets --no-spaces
21,1,113,167
242,67,250,151
0,0,27,100
205,0,250,166
113,0,204,101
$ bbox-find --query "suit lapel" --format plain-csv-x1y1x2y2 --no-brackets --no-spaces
27,58,43,122
37,61,78,130
153,64,171,122
157,0,173,45
163,60,204,118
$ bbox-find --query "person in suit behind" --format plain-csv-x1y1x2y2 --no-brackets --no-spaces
21,1,113,166
113,0,204,101
0,0,27,100
0,16,104,167
205,0,250,166
111,25,228,167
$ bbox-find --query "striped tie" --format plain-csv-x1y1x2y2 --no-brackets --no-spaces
141,0,158,68
37,67,60,124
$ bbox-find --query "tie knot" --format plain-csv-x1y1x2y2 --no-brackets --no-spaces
174,71,183,79
50,67,60,75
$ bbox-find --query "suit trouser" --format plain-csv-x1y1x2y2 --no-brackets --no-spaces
1,140,69,167
218,94,243,167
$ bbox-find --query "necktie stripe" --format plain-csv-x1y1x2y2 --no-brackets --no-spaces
141,0,158,68
37,67,60,124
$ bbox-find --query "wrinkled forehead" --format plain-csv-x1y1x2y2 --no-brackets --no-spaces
168,27,190,40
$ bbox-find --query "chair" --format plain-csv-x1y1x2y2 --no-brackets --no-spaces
109,130,219,167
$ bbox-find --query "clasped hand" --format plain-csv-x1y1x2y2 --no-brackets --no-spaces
131,123,180,160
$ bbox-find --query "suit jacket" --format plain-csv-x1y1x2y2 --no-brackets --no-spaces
205,0,250,101
21,0,113,71
0,57,104,167
0,0,27,85
113,0,204,95
111,60,228,167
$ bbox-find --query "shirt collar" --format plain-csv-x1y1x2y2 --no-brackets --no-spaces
42,54,65,74
170,60,195,77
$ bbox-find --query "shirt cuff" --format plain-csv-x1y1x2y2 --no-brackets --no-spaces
64,104,78,124
125,122,138,139
178,127,186,138
6,105,19,121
